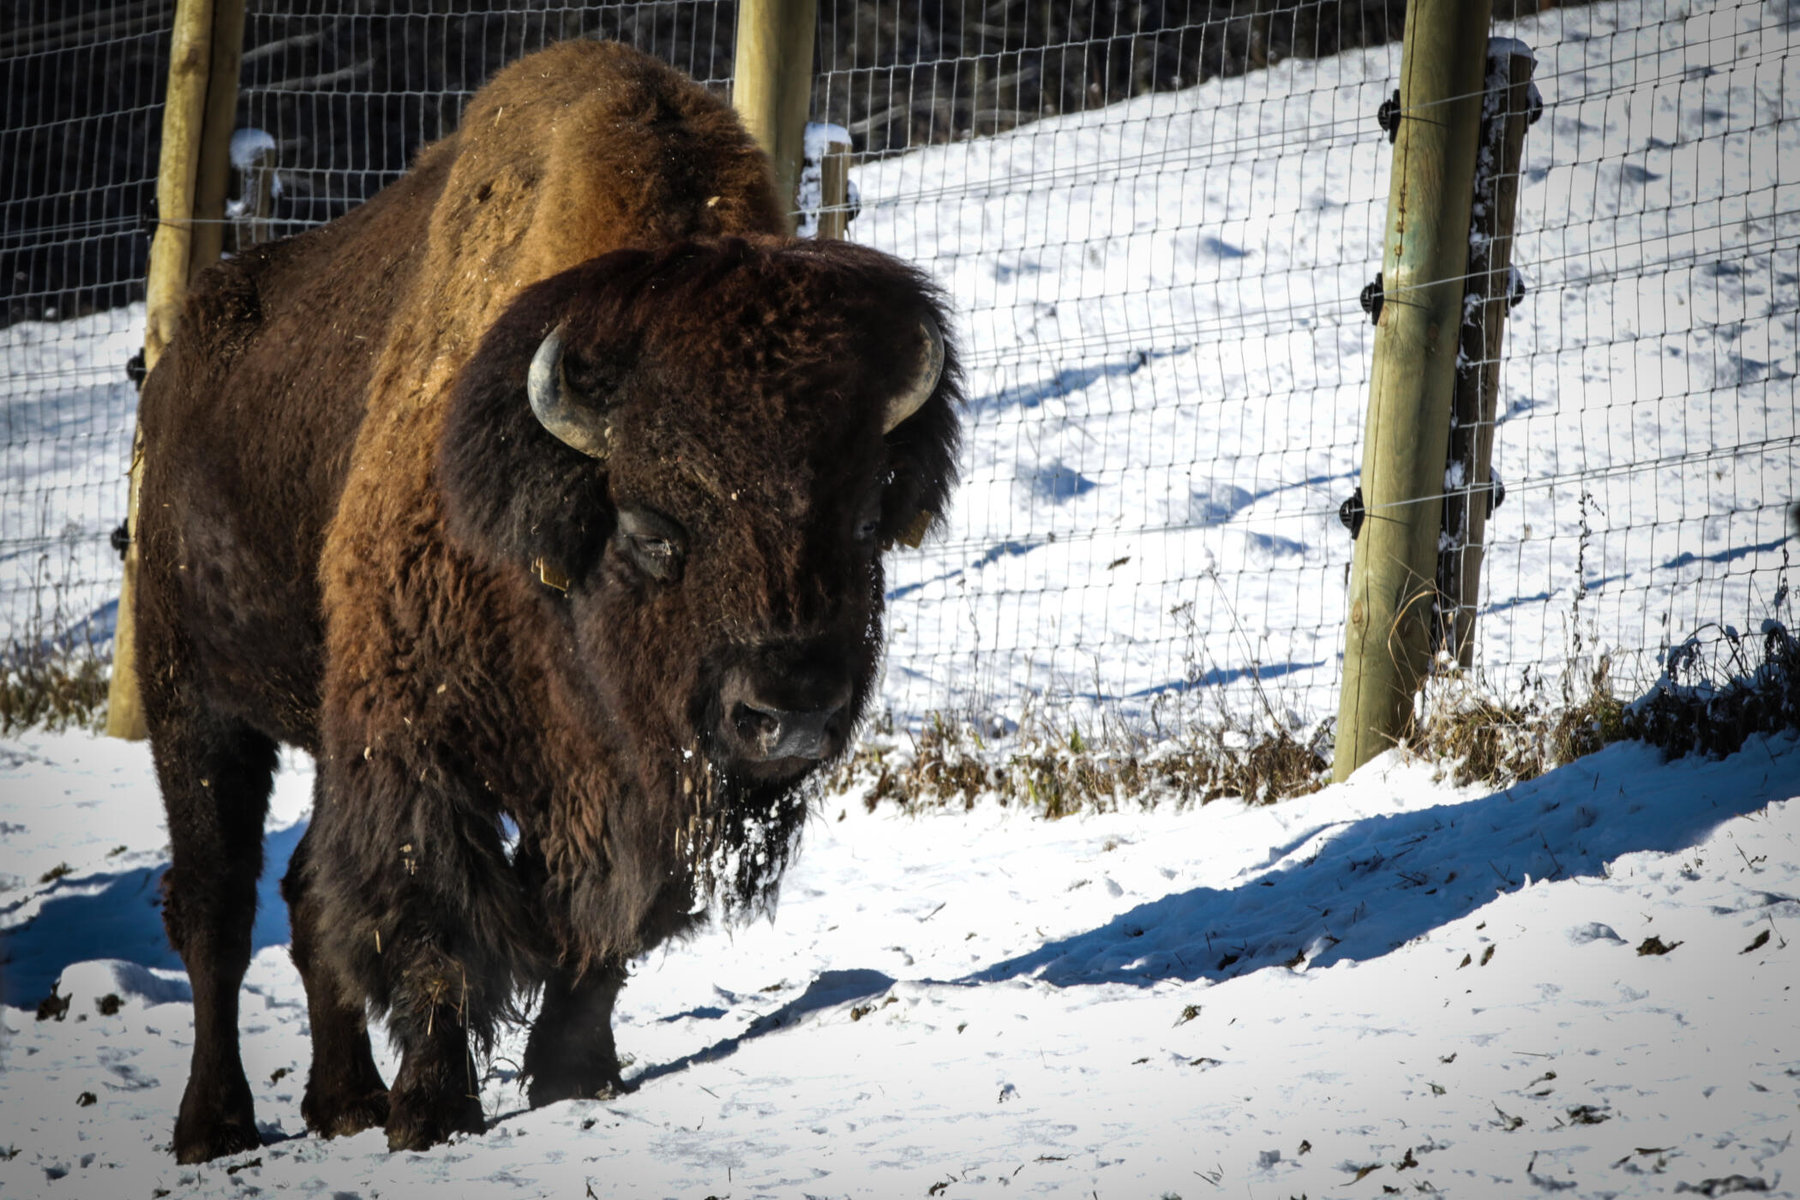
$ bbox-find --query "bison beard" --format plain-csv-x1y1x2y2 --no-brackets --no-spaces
133,41,961,1162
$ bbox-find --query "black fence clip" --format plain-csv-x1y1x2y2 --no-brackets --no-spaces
1488,472,1506,517
1340,488,1365,539
126,349,146,388
1360,273,1383,325
110,520,131,559
1508,266,1527,309
1377,89,1402,142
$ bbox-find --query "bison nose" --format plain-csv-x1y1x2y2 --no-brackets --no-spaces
731,700,843,761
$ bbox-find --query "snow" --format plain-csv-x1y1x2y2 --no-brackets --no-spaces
2,0,1798,1196
2,728,1797,1197
228,127,277,171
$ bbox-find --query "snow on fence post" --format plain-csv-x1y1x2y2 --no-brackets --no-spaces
1333,0,1493,782
1436,41,1540,668
228,129,280,253
107,0,246,740
732,0,818,235
798,122,853,240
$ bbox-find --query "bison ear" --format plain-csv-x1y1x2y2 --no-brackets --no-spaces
439,313,621,590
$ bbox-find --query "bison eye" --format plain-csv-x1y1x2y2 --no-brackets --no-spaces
635,535,676,561
854,496,882,546
615,506,687,583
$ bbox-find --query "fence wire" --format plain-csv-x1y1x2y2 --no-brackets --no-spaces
1,0,1793,745
2,0,168,674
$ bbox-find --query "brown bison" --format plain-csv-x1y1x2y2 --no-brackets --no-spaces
135,40,959,1162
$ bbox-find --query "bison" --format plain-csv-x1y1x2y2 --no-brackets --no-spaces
134,39,960,1162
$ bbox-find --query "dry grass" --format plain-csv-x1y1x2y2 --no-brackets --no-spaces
1405,620,1800,789
2,543,114,734
840,631,1794,817
1627,620,1800,760
836,708,1330,818
1409,658,1630,789
0,644,108,734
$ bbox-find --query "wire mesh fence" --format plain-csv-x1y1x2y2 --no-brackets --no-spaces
2,1,168,691
1,0,1793,745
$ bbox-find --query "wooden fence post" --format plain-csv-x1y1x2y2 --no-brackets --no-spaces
231,137,280,252
185,0,247,277
1437,42,1539,666
733,0,818,233
107,0,245,739
1333,0,1493,781
814,124,854,239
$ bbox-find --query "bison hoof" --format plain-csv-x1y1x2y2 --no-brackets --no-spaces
173,1088,261,1164
527,1070,630,1108
302,1085,390,1140
384,1091,484,1153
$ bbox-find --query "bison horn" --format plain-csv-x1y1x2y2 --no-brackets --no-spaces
882,318,944,435
528,323,612,458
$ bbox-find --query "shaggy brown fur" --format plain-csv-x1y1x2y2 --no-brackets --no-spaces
135,40,961,1163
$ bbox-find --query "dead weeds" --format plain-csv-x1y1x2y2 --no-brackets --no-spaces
0,643,108,734
839,710,1329,817
1411,658,1630,788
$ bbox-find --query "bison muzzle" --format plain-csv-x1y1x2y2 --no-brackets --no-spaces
134,39,960,1162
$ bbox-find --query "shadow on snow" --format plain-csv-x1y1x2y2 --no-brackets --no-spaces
630,968,896,1086
632,736,1793,1081
961,736,1793,988
0,819,305,1006
8,737,1792,1091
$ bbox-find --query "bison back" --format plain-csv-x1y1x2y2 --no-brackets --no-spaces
135,40,782,750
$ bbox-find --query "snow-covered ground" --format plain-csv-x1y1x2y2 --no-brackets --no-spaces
2,0,1798,1196
2,727,1796,1197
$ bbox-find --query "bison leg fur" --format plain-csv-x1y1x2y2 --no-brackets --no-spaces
148,709,277,1164
523,960,630,1106
380,960,488,1152
282,824,391,1139
301,749,532,1151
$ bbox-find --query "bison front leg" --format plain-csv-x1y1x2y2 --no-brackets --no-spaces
337,898,492,1153
382,978,486,1152
304,744,533,1152
523,960,629,1106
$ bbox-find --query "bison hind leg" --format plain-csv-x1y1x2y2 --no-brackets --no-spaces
523,960,630,1107
148,707,277,1163
282,824,391,1140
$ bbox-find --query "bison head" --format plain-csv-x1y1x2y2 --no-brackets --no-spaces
439,236,959,901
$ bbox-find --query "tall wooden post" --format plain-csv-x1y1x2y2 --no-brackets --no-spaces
1333,0,1492,781
1438,43,1538,667
733,0,818,233
186,0,249,275
107,0,245,739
